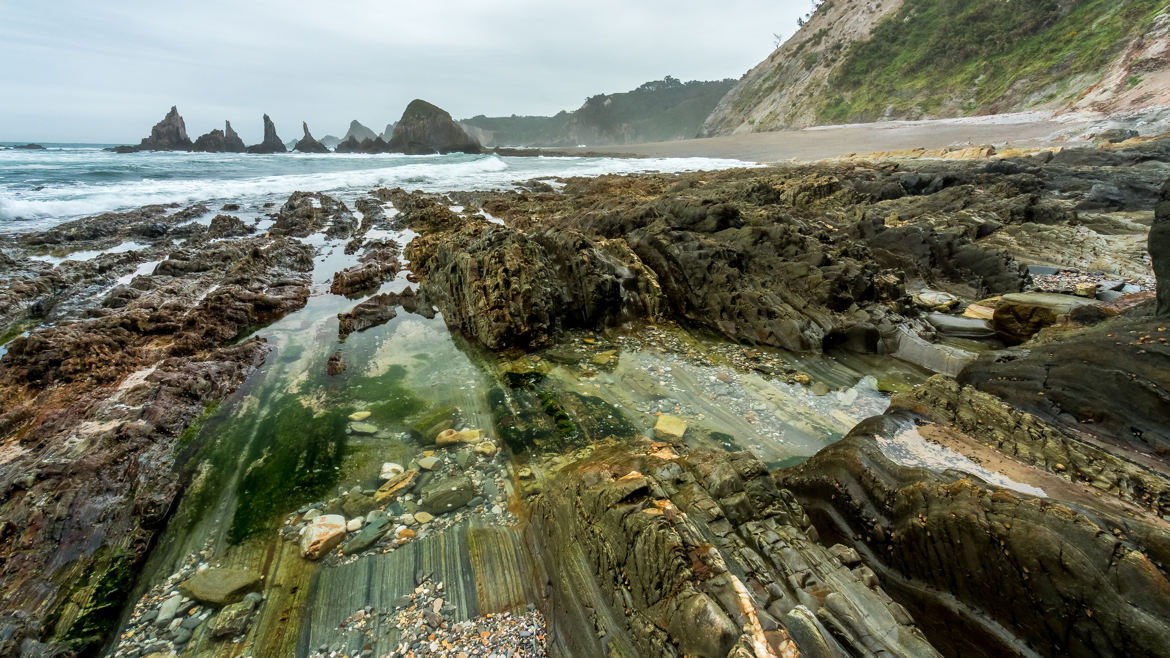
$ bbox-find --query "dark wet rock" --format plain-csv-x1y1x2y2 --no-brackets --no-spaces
207,213,251,238
961,312,1170,459
326,350,346,376
990,291,1104,344
115,106,193,152
0,213,314,654
530,444,938,657
180,568,261,605
342,120,378,144
419,475,474,515
245,114,288,154
336,288,436,339
334,135,392,154
779,394,1170,657
11,143,46,150
924,312,995,338
209,598,257,638
340,516,392,555
327,241,400,299
895,376,1170,514
192,120,247,153
269,191,356,239
1095,128,1139,144
1152,179,1170,317
293,122,330,154
405,198,664,350
386,99,481,155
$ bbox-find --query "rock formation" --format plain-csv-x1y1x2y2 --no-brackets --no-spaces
334,135,392,154
115,106,193,152
342,120,378,144
387,99,481,155
1152,178,1170,316
192,120,247,153
245,114,287,154
293,122,330,153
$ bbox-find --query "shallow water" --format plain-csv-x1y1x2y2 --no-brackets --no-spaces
112,192,930,656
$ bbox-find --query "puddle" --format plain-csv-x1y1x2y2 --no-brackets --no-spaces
29,240,148,265
876,427,1047,497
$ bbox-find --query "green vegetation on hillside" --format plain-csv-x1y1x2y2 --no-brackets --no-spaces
816,0,1167,124
463,76,736,146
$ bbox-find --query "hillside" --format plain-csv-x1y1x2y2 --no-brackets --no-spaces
704,0,1170,135
461,76,735,147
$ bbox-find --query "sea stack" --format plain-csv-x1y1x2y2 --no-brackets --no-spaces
1152,179,1170,317
293,122,330,153
387,99,481,155
115,105,193,152
246,114,288,154
343,120,378,144
192,120,247,153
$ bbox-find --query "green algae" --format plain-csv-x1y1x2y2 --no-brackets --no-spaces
228,401,348,543
59,548,135,655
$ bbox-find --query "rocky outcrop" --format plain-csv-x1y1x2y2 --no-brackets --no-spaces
778,377,1170,657
328,241,400,298
268,192,356,239
334,135,392,154
960,312,1170,459
293,122,330,153
115,106,193,152
1152,179,1170,317
343,120,378,144
387,99,481,155
405,198,663,350
530,443,939,657
0,213,314,654
245,114,287,154
192,120,247,153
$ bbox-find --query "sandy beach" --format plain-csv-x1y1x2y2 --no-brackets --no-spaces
568,112,1100,163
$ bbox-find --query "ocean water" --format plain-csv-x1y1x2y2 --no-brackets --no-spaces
0,144,751,233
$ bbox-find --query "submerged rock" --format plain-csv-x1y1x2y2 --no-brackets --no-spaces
419,475,474,514
209,597,257,638
387,99,481,155
179,568,261,605
300,514,347,560
245,114,288,154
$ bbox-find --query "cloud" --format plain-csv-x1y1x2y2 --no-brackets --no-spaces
0,0,807,142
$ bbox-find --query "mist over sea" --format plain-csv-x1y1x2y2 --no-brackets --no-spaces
0,145,750,232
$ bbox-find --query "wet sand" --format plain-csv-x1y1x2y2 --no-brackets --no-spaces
566,113,1097,163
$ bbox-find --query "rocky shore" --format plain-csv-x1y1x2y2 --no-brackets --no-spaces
1,134,1169,656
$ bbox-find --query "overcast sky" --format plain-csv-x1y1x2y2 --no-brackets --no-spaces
0,0,809,143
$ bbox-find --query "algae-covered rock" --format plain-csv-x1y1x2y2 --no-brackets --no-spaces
419,475,474,514
209,597,257,638
179,568,261,605
653,414,687,441
341,516,392,555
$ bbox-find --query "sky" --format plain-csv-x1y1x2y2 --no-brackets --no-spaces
0,0,810,143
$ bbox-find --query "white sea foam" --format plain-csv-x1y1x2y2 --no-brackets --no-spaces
0,150,751,232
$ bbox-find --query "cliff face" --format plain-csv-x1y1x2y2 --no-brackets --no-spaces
387,100,481,155
704,0,1170,135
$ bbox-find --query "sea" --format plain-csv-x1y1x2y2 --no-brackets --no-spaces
0,143,751,233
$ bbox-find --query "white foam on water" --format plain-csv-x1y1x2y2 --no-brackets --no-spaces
876,427,1047,497
0,151,752,232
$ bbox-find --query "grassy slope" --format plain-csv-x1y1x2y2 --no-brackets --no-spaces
815,0,1167,124
464,77,736,146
